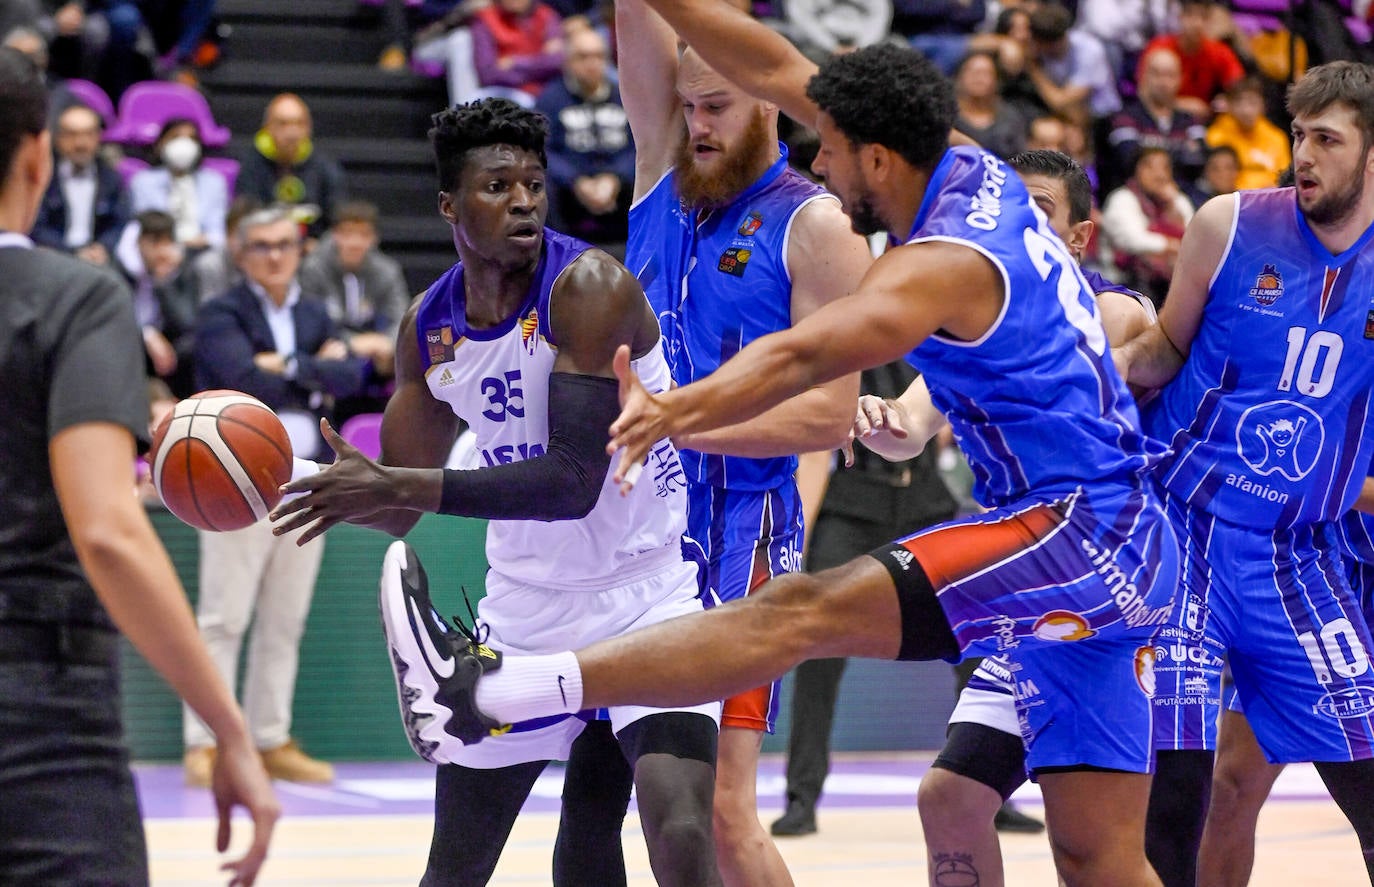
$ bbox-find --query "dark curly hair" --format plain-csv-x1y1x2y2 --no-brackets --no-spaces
429,98,549,193
804,44,955,172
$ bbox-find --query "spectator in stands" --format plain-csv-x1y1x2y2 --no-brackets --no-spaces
894,0,987,75
1025,113,1069,153
186,205,374,789
992,5,1048,123
32,102,128,267
130,117,228,252
236,93,348,241
376,0,469,71
1142,0,1243,120
534,25,633,250
1025,3,1120,126
1205,76,1291,191
1100,146,1194,307
782,0,893,60
1186,143,1238,208
4,24,77,116
1103,46,1207,195
121,210,199,397
191,195,260,305
1075,0,1171,83
298,199,406,393
953,50,1026,160
469,0,564,107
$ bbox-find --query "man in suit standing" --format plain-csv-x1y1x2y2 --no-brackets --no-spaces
30,102,127,266
185,204,374,787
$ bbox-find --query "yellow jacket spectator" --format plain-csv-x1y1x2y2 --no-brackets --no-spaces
1205,78,1291,190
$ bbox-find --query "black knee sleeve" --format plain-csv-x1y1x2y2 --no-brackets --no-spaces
869,546,959,661
931,721,1029,801
1146,749,1215,887
554,721,631,887
616,711,718,767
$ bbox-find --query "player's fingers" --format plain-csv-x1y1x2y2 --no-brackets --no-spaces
215,796,232,853
882,404,910,439
319,418,357,457
841,438,855,468
269,492,311,520
612,344,634,403
270,507,320,537
861,398,886,432
295,515,337,546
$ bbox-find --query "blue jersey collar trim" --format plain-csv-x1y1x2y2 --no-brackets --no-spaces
907,148,959,241
1293,193,1374,265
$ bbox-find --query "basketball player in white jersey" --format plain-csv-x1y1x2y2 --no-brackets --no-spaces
271,99,722,886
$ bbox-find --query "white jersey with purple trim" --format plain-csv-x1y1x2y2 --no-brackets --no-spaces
416,229,690,589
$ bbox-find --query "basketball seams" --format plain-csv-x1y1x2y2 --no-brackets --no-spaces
151,391,290,532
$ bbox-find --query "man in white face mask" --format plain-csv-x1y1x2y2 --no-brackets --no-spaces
129,117,228,251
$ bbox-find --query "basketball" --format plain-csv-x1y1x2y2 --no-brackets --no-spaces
150,390,294,532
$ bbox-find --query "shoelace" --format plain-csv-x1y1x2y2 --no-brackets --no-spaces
447,585,490,647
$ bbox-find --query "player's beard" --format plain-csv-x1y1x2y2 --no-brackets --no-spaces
1303,163,1366,227
845,188,886,237
674,107,772,210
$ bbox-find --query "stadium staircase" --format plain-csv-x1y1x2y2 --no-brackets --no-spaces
201,0,455,292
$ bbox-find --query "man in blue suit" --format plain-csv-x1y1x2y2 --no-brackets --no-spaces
186,204,374,788
30,103,127,267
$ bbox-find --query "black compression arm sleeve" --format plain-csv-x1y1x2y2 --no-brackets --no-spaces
438,372,620,521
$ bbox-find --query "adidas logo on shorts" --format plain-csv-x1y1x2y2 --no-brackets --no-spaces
891,549,914,570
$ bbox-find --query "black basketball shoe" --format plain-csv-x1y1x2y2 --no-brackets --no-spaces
379,541,509,763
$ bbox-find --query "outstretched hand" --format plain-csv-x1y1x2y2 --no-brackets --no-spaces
211,736,280,886
270,418,395,545
849,394,917,462
607,344,674,495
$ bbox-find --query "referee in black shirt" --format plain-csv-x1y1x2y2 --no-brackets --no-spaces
0,48,278,885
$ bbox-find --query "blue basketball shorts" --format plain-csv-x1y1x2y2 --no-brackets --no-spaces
686,482,804,733
1153,489,1374,763
877,483,1181,773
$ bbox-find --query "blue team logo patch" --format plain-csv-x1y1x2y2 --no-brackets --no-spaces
1248,264,1284,306
717,247,751,277
1314,686,1374,719
737,212,763,236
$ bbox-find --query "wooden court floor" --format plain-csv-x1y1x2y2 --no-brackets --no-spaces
143,755,1370,886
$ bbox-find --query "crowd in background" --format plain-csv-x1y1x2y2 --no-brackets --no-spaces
10,0,1367,412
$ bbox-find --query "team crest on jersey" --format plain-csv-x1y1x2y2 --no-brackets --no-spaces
1248,264,1284,306
1235,400,1324,483
520,307,539,355
426,325,455,364
737,212,763,236
718,247,751,277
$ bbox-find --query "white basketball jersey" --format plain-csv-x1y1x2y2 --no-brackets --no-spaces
421,260,688,590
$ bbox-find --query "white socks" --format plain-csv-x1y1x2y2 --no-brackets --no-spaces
475,650,584,725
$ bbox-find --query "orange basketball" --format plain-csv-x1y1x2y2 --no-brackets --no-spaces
150,390,294,532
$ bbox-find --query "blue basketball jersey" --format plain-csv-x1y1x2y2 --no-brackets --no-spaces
626,145,834,491
906,147,1166,508
1144,189,1374,528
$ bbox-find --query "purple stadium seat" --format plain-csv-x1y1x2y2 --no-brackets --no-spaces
63,78,115,126
338,413,385,460
200,156,240,194
106,81,231,148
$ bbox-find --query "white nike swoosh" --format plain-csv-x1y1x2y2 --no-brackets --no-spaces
408,596,456,679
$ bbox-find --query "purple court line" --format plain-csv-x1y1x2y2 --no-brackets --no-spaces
134,756,1336,820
